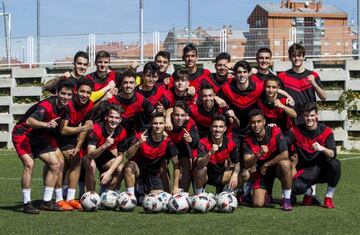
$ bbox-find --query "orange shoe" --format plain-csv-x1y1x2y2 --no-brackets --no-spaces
56,200,74,211
67,199,82,209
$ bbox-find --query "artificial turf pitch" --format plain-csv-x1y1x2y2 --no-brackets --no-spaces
0,151,359,234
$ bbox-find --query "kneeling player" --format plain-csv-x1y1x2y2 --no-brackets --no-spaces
193,114,242,194
84,105,127,192
123,112,180,195
287,103,341,209
12,80,74,213
243,109,293,211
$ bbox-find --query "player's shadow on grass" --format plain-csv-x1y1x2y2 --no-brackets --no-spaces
0,200,43,213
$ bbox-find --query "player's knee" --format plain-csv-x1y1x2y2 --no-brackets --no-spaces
49,160,61,173
292,179,306,195
279,159,291,171
252,197,265,208
328,158,341,171
124,165,135,176
23,160,34,171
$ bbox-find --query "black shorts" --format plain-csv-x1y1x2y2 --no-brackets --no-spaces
253,165,277,191
175,142,192,159
139,170,163,192
94,151,114,173
58,135,78,151
206,163,230,187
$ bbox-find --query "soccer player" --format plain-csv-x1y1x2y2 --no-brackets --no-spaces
218,60,263,145
83,104,127,192
278,43,327,125
86,50,117,103
43,51,89,93
155,51,171,87
243,109,293,211
188,83,239,138
12,80,74,213
193,114,241,194
123,112,180,195
286,103,341,209
208,52,233,93
166,101,200,193
54,78,95,210
258,77,297,132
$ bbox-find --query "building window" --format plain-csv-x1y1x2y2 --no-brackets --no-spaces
337,41,342,46
274,39,280,46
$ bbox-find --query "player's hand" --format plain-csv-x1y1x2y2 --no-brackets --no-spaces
307,75,316,85
162,130,168,139
104,132,114,148
46,117,60,128
183,128,192,143
172,187,179,195
274,99,285,108
256,145,268,158
110,87,118,96
250,67,258,75
106,80,116,90
165,119,173,131
240,169,250,181
156,101,164,113
69,147,80,158
130,61,140,70
139,130,148,143
286,96,295,106
267,123,277,128
229,173,238,190
100,171,112,185
210,144,219,154
63,71,71,78
214,96,227,108
260,164,268,175
312,142,325,152
186,86,196,96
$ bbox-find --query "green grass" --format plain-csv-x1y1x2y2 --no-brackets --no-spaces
0,152,359,234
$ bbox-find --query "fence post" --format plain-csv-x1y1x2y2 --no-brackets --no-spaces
88,34,96,66
28,36,33,68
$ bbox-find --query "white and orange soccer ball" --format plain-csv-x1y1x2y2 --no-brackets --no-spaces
80,191,102,211
192,193,210,213
157,191,172,212
143,193,163,213
216,192,238,213
168,193,190,213
100,190,118,209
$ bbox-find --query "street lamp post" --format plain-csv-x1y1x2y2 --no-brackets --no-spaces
140,0,144,64
188,0,192,43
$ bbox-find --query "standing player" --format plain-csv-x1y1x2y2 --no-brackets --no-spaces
243,109,293,211
86,51,117,103
12,80,74,213
123,112,180,195
208,52,233,93
167,101,200,193
286,103,341,209
193,114,242,194
154,51,171,87
258,77,297,132
43,51,89,93
218,60,263,145
83,105,127,192
278,43,327,125
54,79,95,210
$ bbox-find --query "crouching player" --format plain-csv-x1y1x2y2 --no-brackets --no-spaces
287,103,341,208
243,109,293,211
123,112,180,196
83,105,127,192
12,80,74,213
193,114,242,194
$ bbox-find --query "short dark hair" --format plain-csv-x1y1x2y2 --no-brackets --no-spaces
143,62,160,77
256,47,272,58
57,79,75,92
302,102,318,114
264,76,281,87
211,114,227,125
173,100,188,114
182,43,197,58
73,51,89,63
155,51,171,62
106,104,124,116
233,60,252,73
77,78,95,91
288,43,305,57
215,52,231,64
172,68,189,81
200,82,215,93
248,109,264,119
95,50,110,62
151,111,165,120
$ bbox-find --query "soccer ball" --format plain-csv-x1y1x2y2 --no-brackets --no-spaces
216,192,238,213
168,194,190,213
143,193,163,213
117,192,137,212
100,190,119,209
80,191,102,211
206,192,217,211
192,193,210,213
157,192,171,212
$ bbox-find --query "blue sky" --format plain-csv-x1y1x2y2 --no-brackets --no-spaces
2,0,357,38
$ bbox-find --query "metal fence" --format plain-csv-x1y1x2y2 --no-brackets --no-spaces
0,25,358,67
